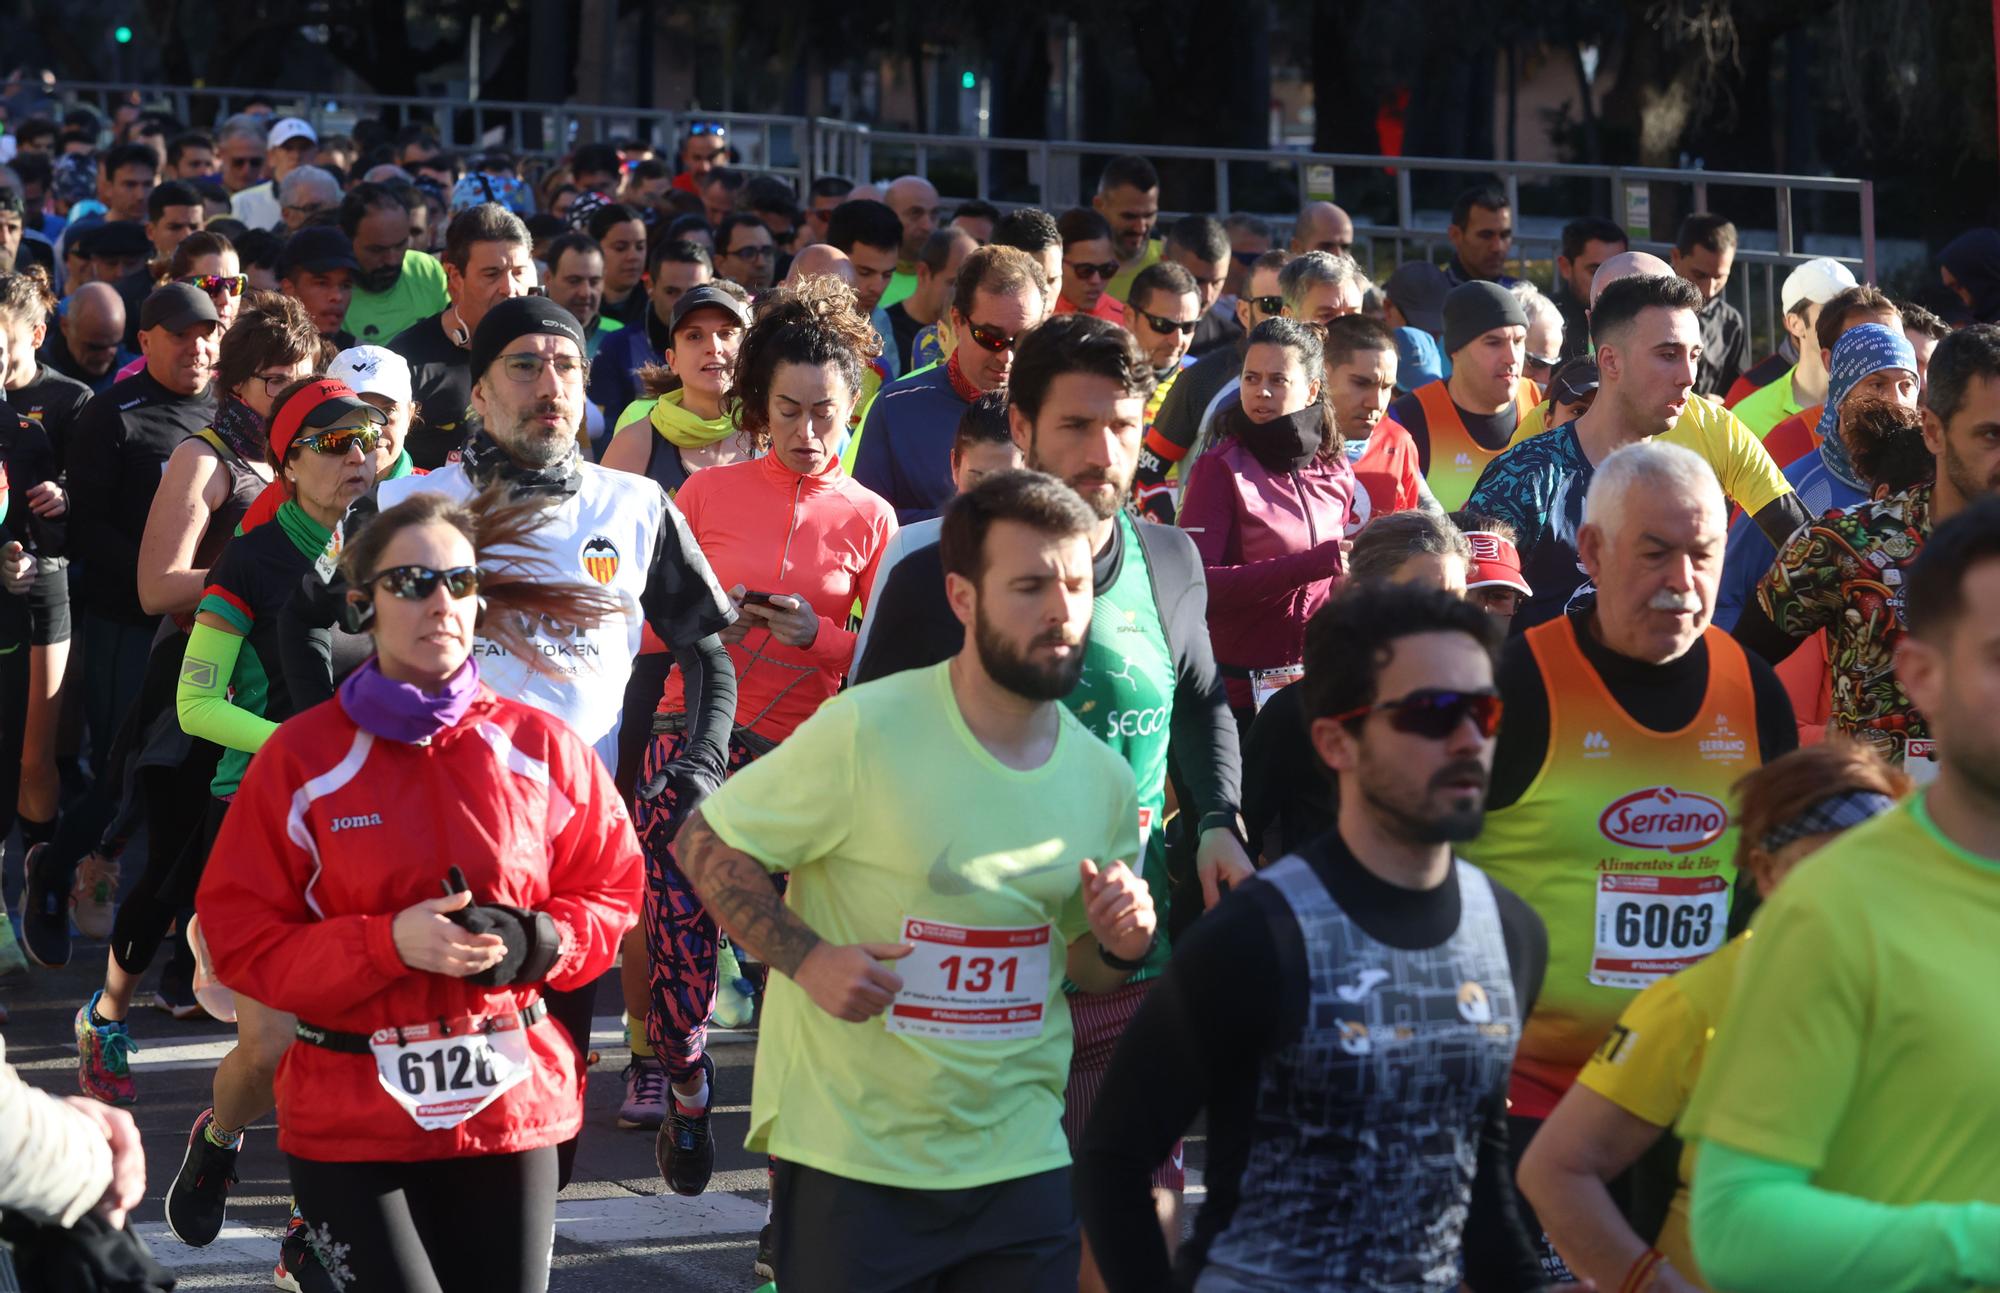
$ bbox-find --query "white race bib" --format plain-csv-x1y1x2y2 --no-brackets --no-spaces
370,1012,534,1131
1590,873,1728,988
1250,664,1304,712
1905,738,1941,786
886,919,1052,1042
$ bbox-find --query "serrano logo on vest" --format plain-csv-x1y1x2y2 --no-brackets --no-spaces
581,535,619,586
1598,787,1729,854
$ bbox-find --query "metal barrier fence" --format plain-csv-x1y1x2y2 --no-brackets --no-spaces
57,80,1875,350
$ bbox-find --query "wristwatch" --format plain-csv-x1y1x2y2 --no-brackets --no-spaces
1098,933,1159,973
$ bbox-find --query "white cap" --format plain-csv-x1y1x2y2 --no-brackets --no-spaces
1779,257,1858,314
268,118,318,149
328,346,412,405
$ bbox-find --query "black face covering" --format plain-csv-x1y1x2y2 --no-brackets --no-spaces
460,427,582,500
356,261,403,295
1229,403,1326,473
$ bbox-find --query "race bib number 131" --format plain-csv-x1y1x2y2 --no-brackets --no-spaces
886,918,1051,1041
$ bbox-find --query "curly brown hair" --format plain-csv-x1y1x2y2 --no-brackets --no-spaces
341,487,627,680
723,274,882,449
0,265,58,331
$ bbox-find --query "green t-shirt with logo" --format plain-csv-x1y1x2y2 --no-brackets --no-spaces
1063,510,1173,982
701,661,1142,1189
344,250,451,346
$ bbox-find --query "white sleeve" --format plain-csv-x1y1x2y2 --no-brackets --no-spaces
0,1037,113,1227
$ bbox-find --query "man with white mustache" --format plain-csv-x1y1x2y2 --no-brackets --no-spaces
1460,440,1799,1280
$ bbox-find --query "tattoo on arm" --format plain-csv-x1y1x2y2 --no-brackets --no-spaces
674,811,822,977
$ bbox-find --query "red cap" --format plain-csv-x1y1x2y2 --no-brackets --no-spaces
267,379,385,461
1464,531,1531,596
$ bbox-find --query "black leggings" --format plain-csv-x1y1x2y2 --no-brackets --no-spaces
288,1147,559,1293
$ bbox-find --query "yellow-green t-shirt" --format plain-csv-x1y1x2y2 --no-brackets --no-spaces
1107,239,1164,303
1726,365,1803,440
700,661,1143,1189
343,250,451,346
1578,933,1748,1292
878,268,918,312
1682,794,2000,1211
1511,393,1790,517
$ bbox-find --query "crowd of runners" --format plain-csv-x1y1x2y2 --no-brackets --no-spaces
2,80,2000,1293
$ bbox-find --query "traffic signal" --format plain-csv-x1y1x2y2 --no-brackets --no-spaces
960,71,976,90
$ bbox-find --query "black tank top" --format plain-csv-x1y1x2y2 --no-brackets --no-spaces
644,430,692,498
188,427,271,569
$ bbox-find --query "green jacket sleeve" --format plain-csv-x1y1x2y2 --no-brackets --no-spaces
178,620,280,755
1691,1139,2000,1293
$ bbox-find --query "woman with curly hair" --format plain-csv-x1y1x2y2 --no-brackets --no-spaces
635,273,896,1212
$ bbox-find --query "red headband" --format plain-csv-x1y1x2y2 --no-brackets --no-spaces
268,379,365,461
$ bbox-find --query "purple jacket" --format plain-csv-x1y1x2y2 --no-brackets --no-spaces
1177,435,1357,711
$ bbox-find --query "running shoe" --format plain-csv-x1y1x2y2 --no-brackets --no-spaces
74,989,136,1105
753,1222,775,1281
656,1052,716,1197
18,843,69,968
155,940,207,1021
165,1107,241,1246
274,1205,343,1292
71,851,120,941
713,939,756,1030
618,1055,668,1130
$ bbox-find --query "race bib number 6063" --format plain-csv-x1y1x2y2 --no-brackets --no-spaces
1590,873,1728,989
886,918,1052,1041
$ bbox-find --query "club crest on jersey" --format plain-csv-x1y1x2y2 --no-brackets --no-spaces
1599,787,1728,854
581,535,619,586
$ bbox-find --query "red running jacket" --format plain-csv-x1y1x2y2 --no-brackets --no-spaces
195,684,643,1163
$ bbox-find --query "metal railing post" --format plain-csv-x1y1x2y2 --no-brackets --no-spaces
1774,186,1795,257
1859,180,1877,283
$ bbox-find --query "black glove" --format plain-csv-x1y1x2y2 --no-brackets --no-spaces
441,865,562,987
636,754,721,812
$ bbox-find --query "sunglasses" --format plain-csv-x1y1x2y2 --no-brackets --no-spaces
182,273,247,298
1066,260,1119,281
1248,295,1285,316
727,244,777,261
688,123,728,138
1329,689,1503,740
293,426,381,456
964,322,1023,354
225,155,266,170
1140,310,1198,336
496,353,588,383
373,564,481,601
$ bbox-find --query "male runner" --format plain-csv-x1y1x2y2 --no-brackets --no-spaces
676,470,1155,1292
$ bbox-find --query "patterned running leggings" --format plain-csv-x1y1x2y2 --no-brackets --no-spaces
635,727,765,1084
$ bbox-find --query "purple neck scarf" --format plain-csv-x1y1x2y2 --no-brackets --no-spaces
338,656,480,744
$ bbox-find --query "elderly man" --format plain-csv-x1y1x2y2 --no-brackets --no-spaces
876,174,940,312
1289,201,1354,258
277,166,342,232
230,117,317,229
40,281,132,394
1463,439,1795,1274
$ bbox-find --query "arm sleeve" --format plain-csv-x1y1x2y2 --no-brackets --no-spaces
668,634,736,786
1177,453,1342,607
195,736,415,1017
1074,893,1291,1293
1749,492,1813,550
177,619,280,753
1464,883,1552,1292
641,491,737,648
16,418,64,556
537,726,645,991
1482,636,1551,811
1144,525,1242,827
0,1046,114,1227
1691,1141,2000,1293
1746,646,1800,761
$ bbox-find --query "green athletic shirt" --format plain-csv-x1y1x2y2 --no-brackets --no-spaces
701,661,1142,1190
343,250,451,346
1728,364,1803,440
1062,510,1172,983
1107,239,1163,303
1682,793,2000,1209
877,268,918,312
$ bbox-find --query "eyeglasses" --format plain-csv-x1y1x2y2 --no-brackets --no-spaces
1328,689,1503,740
1139,310,1199,336
495,353,588,383
254,370,298,395
224,155,265,171
181,273,247,298
963,322,1023,354
726,244,777,261
373,564,481,601
1248,295,1285,316
293,425,381,457
1066,260,1119,281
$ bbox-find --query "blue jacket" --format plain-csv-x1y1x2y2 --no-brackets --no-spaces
850,363,967,524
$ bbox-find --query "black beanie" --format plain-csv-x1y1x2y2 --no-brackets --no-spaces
468,296,587,383
1442,280,1529,357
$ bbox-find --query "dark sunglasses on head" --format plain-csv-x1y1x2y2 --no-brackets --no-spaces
1140,310,1198,336
293,426,381,457
964,322,1023,354
1067,260,1119,281
181,273,247,298
1329,688,1503,740
1248,295,1284,316
373,564,481,601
